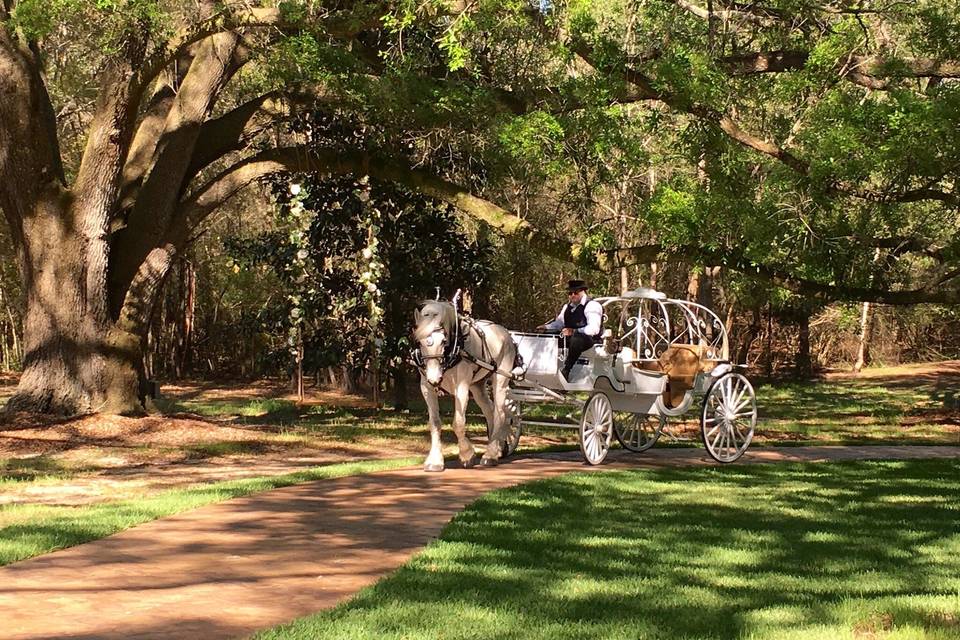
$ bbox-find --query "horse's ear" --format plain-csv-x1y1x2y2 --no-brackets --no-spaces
414,304,423,325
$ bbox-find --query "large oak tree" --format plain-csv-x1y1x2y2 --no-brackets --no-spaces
0,0,958,415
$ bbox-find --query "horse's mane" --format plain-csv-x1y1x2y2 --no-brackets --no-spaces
413,300,457,341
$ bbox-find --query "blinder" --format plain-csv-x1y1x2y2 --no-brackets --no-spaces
411,324,467,376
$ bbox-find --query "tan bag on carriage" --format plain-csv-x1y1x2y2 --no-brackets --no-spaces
633,344,717,408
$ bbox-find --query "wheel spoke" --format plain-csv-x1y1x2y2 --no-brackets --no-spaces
733,422,749,444
710,427,723,450
732,384,747,411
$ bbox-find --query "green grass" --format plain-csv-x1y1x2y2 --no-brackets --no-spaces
756,378,959,445
152,372,960,450
0,456,418,566
0,455,84,484
258,459,960,640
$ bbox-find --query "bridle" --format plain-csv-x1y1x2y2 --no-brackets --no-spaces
411,323,467,375
412,292,515,386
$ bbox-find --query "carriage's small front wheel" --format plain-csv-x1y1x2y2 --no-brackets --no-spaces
701,372,756,463
614,412,665,453
486,398,522,458
503,398,523,457
580,392,614,465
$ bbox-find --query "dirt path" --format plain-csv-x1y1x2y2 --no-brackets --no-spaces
1,445,958,640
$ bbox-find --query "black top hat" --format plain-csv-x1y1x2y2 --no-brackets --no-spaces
567,279,588,292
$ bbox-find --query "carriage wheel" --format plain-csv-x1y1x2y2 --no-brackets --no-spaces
580,392,614,465
614,412,665,453
487,398,522,458
701,372,756,463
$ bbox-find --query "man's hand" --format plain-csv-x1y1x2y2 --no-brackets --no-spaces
561,328,575,337
536,324,547,331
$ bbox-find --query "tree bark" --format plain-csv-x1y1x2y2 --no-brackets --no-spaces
392,366,409,411
795,309,812,379
735,306,760,365
853,301,874,373
6,203,148,414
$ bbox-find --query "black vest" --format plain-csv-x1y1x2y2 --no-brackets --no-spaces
563,301,588,329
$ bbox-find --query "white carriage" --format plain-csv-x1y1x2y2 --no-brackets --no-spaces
502,287,757,464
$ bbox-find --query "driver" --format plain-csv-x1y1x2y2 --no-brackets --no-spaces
536,279,603,381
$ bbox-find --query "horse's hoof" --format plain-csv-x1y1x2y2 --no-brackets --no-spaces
423,463,445,473
460,457,477,469
479,457,498,467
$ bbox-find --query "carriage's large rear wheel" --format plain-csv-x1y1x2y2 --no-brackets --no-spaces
701,372,756,463
614,412,665,452
580,392,613,465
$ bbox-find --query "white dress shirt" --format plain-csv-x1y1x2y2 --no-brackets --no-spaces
544,293,603,336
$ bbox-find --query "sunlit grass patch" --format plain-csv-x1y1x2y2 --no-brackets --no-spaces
257,459,960,640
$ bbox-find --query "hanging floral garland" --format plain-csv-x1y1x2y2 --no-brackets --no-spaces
356,176,384,395
285,181,311,374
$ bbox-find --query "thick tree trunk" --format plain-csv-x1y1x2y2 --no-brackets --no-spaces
6,210,146,415
736,306,762,365
796,309,812,379
392,365,408,411
853,301,874,373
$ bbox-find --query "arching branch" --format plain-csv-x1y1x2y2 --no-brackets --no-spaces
184,85,343,180
668,0,776,26
612,244,960,305
176,146,960,306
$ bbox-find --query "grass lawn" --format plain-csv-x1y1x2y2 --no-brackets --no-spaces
756,376,959,445
209,371,958,448
258,459,960,640
1,364,957,571
0,457,417,566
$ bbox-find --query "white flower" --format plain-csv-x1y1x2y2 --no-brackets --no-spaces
361,247,373,259
366,282,378,292
289,183,302,196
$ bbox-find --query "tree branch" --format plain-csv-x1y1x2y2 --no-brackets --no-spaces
109,30,241,319
720,50,960,89
573,40,811,174
667,0,776,26
612,243,960,304
175,146,959,305
176,146,580,264
183,85,342,180
138,5,382,92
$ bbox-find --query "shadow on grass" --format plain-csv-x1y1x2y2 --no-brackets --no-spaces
0,456,81,483
259,459,960,640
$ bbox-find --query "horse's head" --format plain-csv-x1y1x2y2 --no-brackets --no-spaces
413,300,455,386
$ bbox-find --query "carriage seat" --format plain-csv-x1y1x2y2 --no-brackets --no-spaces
629,344,717,407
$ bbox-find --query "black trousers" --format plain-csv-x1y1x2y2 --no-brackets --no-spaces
562,333,595,377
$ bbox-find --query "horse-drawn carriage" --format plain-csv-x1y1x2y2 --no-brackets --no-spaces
504,287,757,465
411,287,756,471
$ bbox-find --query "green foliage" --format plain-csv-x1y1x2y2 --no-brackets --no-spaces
227,159,493,377
497,111,568,177
9,0,169,54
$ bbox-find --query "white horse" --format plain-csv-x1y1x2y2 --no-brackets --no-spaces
412,300,517,472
